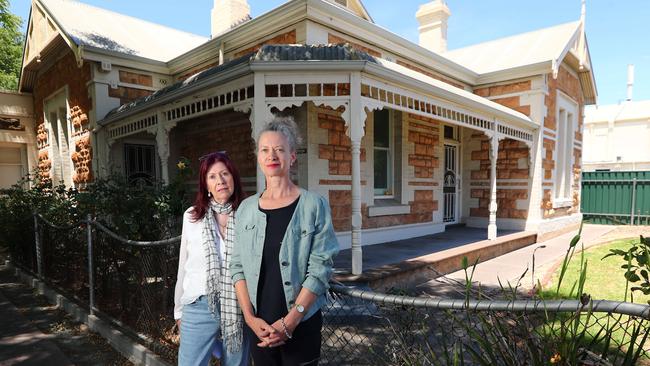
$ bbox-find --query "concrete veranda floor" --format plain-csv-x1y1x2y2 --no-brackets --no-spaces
333,226,518,272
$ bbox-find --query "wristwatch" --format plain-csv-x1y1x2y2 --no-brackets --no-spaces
294,303,305,314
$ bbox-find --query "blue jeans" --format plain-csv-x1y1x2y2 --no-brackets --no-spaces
178,296,249,366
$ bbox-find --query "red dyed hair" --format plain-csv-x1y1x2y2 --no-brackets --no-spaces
190,151,246,222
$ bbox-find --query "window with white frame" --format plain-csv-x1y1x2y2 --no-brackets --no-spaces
44,91,73,187
373,109,393,198
554,92,578,206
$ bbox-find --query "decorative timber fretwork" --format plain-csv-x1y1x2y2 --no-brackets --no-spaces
165,85,254,124
107,114,157,140
107,79,255,141
360,78,534,144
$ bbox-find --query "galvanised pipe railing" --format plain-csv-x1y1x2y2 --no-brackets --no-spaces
330,284,650,319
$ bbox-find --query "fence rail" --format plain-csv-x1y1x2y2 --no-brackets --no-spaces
581,170,650,225
7,212,650,365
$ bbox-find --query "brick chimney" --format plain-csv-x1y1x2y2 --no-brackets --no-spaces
211,0,251,38
416,0,451,54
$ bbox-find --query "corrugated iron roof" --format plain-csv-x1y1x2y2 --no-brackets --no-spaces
444,21,581,75
102,44,377,122
39,0,208,62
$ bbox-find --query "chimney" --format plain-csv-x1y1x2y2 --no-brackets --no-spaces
626,64,634,102
211,0,251,38
416,0,451,54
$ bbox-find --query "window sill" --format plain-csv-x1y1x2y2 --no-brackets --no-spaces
368,203,410,217
552,198,573,209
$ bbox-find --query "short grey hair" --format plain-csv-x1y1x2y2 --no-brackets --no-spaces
256,116,303,153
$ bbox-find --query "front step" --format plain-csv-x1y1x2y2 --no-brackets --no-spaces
335,231,537,290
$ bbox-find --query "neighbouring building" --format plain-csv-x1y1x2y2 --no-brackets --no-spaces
0,91,37,189
584,65,649,171
12,0,597,273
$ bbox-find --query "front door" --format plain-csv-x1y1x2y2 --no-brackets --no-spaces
443,144,458,223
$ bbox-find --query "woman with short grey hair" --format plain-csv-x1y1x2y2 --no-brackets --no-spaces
230,117,339,365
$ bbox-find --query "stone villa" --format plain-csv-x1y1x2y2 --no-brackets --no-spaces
3,0,596,273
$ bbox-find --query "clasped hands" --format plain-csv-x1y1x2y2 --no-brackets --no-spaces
247,316,296,348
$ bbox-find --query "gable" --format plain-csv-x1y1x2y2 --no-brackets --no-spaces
23,0,77,68
326,0,373,22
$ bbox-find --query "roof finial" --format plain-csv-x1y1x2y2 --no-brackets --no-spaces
580,0,586,24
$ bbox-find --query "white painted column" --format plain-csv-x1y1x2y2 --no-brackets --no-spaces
487,123,500,240
155,112,171,183
251,72,273,193
349,72,364,274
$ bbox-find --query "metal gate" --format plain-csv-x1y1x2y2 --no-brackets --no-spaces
443,144,458,223
581,171,650,225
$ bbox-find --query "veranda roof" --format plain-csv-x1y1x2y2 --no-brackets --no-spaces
99,44,533,128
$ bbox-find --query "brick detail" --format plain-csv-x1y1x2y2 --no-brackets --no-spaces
406,113,439,178
474,81,531,97
33,51,93,184
172,110,257,179
491,96,531,117
468,135,530,219
234,30,297,57
118,70,153,87
69,106,89,137
317,106,365,175
108,86,153,105
328,34,381,57
36,123,48,149
396,60,465,89
38,151,51,183
469,188,528,219
71,136,92,184
328,189,438,232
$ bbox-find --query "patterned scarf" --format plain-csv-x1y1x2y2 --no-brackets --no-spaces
203,200,243,353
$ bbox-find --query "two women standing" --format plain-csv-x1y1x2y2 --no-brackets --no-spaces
175,117,339,366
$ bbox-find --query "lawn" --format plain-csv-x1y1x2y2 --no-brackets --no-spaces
544,238,650,304
539,237,650,364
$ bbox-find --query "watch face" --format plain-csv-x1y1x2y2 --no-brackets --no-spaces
296,304,305,313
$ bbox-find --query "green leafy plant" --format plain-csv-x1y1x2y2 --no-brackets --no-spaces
602,235,650,301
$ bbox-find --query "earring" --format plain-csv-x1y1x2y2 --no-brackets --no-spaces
207,191,212,198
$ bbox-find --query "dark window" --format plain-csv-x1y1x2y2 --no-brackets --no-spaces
124,144,156,186
373,109,392,196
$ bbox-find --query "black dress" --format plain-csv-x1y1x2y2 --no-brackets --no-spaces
247,196,322,366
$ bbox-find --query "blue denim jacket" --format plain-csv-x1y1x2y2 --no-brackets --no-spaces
230,188,339,321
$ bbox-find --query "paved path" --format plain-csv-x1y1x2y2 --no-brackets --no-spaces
422,224,618,293
0,289,73,366
0,262,132,366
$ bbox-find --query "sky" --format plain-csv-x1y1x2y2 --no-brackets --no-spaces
9,0,650,106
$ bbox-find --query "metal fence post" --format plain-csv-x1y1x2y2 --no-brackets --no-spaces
86,214,95,315
631,178,637,225
34,214,42,278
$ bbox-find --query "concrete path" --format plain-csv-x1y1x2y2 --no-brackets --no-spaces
0,290,73,366
434,224,617,291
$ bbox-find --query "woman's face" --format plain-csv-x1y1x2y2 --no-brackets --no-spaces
206,161,234,204
257,131,296,179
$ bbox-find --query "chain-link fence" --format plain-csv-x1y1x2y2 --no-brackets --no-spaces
10,213,650,365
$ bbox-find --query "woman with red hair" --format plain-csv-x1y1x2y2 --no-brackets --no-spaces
174,151,249,366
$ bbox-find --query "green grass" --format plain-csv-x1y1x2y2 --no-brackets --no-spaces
543,238,650,304
538,238,650,364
